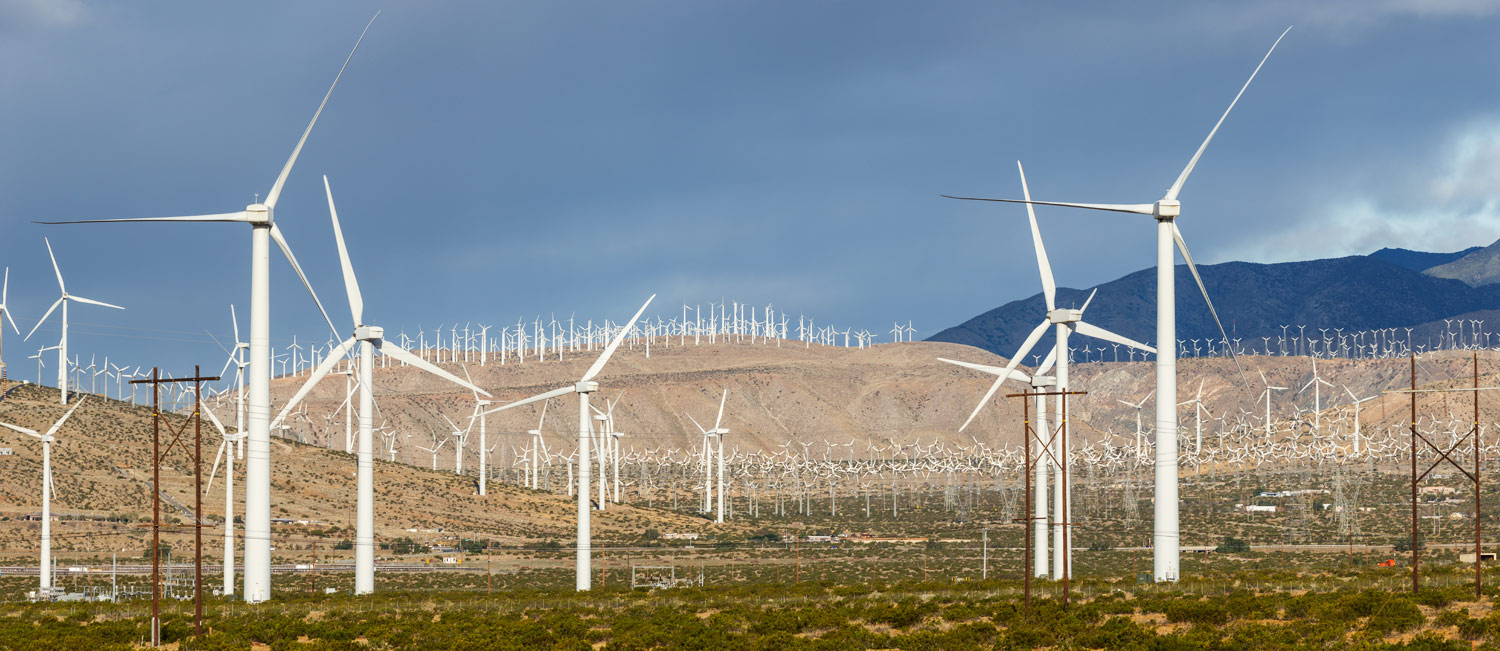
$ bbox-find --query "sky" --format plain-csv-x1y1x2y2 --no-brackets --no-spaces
3,0,1500,382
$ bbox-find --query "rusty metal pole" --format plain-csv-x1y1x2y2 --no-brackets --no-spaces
1022,391,1032,617
1410,353,1419,594
151,367,161,647
1475,352,1482,599
1061,391,1070,610
193,366,203,636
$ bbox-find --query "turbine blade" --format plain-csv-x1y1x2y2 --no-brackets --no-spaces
1171,222,1250,389
24,297,64,342
0,421,40,438
581,294,655,383
323,176,363,327
68,296,125,310
44,238,64,293
200,399,230,436
959,319,1049,432
272,336,358,429
941,195,1155,215
1017,162,1055,311
1035,345,1058,376
714,388,727,431
207,441,228,493
36,212,250,225
936,357,1031,383
269,223,340,338
479,385,576,418
264,12,380,209
1079,288,1098,313
1165,26,1292,201
44,397,86,438
377,341,491,397
1073,320,1156,354
230,304,240,343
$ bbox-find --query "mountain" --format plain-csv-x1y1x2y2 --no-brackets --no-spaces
1369,246,1481,272
1425,238,1500,286
928,254,1500,357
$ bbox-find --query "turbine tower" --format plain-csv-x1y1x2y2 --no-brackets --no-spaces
942,28,1286,581
39,16,378,601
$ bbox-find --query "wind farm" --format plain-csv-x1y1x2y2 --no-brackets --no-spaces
4,3,1500,648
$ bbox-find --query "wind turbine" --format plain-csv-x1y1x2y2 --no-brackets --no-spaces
1343,387,1377,457
687,389,730,523
272,175,489,596
1119,391,1154,460
1299,357,1334,433
0,397,85,597
477,294,655,591
23,239,126,404
952,161,1155,580
0,268,18,381
942,28,1287,581
38,15,378,602
201,402,245,597
1258,369,1288,441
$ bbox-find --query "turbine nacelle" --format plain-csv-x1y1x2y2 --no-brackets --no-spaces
244,203,271,225
575,381,599,394
1153,199,1180,219
1047,308,1083,324
354,325,383,342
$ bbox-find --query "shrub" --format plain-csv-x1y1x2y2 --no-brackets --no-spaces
1216,536,1251,553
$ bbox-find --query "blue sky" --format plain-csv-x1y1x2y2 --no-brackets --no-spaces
3,0,1500,378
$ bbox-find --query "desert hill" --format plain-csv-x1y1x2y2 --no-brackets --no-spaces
264,338,1500,463
0,380,717,558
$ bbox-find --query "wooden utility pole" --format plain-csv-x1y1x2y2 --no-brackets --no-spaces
132,366,219,646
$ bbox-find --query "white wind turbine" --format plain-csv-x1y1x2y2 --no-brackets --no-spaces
0,268,18,381
1343,387,1377,457
200,402,245,597
477,294,655,591
272,175,489,596
1119,391,1154,460
942,29,1287,581
39,15,378,602
686,389,730,523
23,239,125,405
0,397,85,597
952,161,1155,580
1299,357,1334,433
1258,369,1288,441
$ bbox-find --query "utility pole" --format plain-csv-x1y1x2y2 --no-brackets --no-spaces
132,366,219,646
1007,387,1087,612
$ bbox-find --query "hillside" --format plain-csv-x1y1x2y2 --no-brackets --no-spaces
0,381,717,559
263,338,1500,462
1370,245,1480,272
1426,237,1500,286
928,254,1500,357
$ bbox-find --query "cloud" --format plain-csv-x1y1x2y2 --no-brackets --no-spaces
0,0,87,28
1225,117,1500,261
